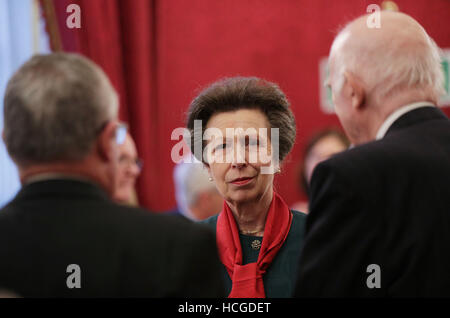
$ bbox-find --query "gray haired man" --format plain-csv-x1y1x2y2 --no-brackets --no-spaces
0,53,224,297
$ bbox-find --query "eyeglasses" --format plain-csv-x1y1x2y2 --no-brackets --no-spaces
118,156,144,172
96,121,128,145
115,122,128,145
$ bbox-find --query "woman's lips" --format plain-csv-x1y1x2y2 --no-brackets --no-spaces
230,177,254,185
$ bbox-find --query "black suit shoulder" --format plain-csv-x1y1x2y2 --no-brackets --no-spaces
295,110,450,297
111,208,224,297
0,181,225,297
314,117,450,205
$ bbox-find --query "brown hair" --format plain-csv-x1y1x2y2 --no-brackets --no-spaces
186,77,296,164
299,128,350,196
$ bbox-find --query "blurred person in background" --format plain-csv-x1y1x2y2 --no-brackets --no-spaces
0,52,224,297
174,157,223,220
291,128,349,213
113,132,142,206
187,76,306,298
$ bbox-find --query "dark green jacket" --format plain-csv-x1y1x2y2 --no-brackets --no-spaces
200,210,306,298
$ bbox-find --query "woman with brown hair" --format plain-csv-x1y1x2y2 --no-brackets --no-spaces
186,76,306,298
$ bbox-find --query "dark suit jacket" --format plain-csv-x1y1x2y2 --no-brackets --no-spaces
0,179,225,297
294,106,450,297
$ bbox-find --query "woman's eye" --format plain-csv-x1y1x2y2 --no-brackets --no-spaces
247,139,259,147
215,143,227,151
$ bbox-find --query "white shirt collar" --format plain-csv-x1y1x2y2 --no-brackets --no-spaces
375,101,436,140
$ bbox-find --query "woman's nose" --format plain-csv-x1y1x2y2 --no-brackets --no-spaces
231,161,246,169
231,147,247,168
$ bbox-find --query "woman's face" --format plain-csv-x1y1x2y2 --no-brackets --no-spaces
304,134,348,183
205,109,275,205
113,134,141,203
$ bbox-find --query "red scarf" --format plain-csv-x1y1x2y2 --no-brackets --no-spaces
216,191,292,298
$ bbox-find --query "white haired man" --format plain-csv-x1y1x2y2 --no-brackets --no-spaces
294,12,450,297
0,53,224,297
174,158,223,220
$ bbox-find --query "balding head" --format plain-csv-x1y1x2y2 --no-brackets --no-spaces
328,11,443,144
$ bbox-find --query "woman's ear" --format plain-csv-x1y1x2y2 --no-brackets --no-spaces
203,162,212,179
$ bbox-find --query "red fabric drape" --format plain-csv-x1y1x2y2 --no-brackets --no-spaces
43,0,450,211
43,0,158,210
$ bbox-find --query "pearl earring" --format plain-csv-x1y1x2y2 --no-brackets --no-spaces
208,177,213,181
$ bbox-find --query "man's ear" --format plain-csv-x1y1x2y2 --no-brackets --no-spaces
97,121,117,162
344,71,366,110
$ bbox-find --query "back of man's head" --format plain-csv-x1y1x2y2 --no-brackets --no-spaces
328,12,444,144
3,53,122,195
330,12,443,105
3,53,118,166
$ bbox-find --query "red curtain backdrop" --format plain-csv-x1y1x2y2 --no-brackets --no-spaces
43,0,450,212
42,0,159,210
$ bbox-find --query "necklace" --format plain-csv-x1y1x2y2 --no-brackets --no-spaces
240,228,264,235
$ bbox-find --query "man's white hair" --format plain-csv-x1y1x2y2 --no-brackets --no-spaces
331,13,444,104
173,156,217,219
